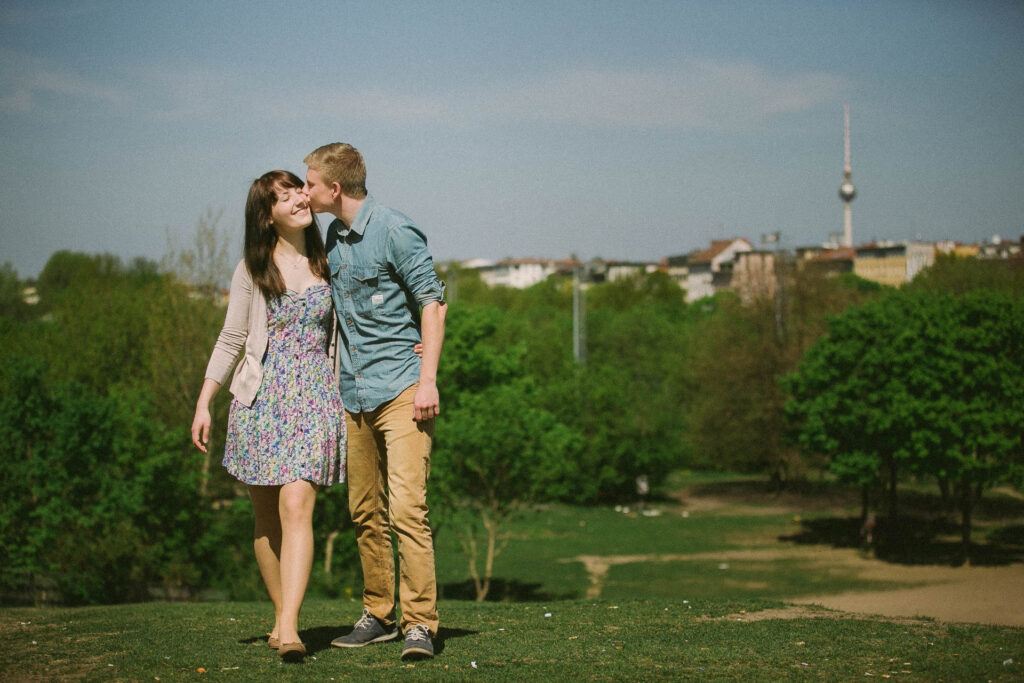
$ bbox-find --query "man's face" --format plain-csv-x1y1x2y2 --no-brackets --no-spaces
304,167,334,213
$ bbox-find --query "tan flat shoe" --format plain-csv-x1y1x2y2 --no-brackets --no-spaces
279,641,306,662
267,635,280,649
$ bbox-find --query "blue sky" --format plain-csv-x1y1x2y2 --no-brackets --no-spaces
2,0,1022,278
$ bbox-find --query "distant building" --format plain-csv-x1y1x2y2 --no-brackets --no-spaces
977,235,1023,261
473,257,578,289
457,234,1019,298
791,241,940,287
603,260,662,282
800,246,855,278
934,240,966,257
665,253,690,287
682,238,753,302
853,241,936,287
459,258,494,269
905,242,938,280
732,251,778,303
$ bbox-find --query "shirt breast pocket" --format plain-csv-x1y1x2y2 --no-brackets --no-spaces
352,265,382,314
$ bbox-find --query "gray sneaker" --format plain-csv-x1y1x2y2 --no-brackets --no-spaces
401,624,434,660
331,609,399,648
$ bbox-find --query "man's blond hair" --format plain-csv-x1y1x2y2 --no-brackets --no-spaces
304,143,367,198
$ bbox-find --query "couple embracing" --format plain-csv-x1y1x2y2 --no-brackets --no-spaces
191,143,445,662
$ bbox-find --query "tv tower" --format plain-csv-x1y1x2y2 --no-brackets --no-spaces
838,103,856,248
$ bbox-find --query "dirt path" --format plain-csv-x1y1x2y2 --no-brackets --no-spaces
562,543,1024,627
789,560,1024,627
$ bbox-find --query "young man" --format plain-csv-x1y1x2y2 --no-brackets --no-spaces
304,143,446,660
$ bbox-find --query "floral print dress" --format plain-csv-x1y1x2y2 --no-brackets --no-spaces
223,284,345,486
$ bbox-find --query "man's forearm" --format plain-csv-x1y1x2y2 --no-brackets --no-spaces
418,301,446,384
412,301,446,422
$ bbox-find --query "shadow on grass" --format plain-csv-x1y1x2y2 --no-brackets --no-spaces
241,624,478,657
280,626,479,655
436,627,478,654
779,513,1024,567
440,578,578,602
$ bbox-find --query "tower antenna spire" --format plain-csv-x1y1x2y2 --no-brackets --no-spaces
838,103,856,248
844,103,851,174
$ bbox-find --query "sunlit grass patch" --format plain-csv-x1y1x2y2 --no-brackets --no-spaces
599,557,915,601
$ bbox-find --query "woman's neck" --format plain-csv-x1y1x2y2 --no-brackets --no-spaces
274,230,307,258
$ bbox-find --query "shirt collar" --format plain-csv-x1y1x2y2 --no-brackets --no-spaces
331,193,376,238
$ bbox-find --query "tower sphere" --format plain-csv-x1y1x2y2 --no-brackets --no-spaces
839,178,856,201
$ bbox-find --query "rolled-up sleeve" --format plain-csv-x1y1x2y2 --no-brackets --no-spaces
388,224,446,308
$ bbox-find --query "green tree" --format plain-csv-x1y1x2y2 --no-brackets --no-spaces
684,293,792,477
434,382,582,601
440,271,695,503
0,357,209,603
586,270,687,312
143,275,232,498
34,252,162,393
433,304,583,599
0,246,250,605
906,252,1024,296
0,262,34,321
685,269,881,483
512,272,694,502
785,290,1024,562
563,280,693,499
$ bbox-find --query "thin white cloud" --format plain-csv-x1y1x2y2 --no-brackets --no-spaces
473,60,848,128
126,65,447,125
30,69,128,106
0,49,129,112
90,59,843,130
1,51,845,130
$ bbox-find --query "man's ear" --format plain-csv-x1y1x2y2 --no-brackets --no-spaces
330,182,343,201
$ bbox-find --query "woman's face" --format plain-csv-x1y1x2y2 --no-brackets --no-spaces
270,185,312,233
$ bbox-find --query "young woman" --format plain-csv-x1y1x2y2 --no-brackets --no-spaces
191,170,343,662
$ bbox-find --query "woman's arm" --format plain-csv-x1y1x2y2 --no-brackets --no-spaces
191,377,222,453
204,261,253,386
193,261,252,452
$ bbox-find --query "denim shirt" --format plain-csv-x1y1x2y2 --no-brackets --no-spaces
326,194,445,413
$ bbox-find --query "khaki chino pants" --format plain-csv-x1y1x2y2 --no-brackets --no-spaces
346,383,438,634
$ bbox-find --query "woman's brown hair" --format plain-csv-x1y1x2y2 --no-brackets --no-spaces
244,170,329,300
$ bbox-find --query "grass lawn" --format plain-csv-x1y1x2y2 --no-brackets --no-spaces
3,599,1022,680
598,556,902,601
4,475,1022,680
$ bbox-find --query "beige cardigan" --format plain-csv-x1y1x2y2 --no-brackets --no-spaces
204,260,339,408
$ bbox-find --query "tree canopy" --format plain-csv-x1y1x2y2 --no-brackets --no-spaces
785,289,1024,560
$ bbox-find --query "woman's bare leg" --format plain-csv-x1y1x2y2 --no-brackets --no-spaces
277,479,319,644
248,485,284,642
